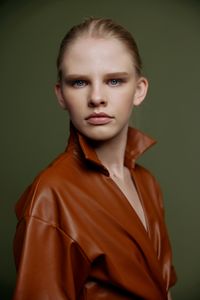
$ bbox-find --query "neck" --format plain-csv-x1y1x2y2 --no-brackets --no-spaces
93,125,129,179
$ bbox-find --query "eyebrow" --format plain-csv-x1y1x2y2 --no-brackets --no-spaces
63,72,129,81
104,72,129,78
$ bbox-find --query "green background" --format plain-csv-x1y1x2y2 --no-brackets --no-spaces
0,0,200,299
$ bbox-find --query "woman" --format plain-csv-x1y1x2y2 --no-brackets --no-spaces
13,18,177,300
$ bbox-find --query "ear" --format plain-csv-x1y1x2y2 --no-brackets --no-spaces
54,83,68,110
133,77,148,106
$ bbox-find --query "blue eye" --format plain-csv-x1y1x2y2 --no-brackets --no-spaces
72,80,87,88
109,79,122,86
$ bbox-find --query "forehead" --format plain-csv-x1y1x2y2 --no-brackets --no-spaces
61,37,135,75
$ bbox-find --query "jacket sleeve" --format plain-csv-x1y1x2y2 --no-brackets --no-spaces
13,216,90,300
154,179,177,290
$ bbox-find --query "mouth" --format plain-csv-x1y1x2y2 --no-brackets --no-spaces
85,112,114,125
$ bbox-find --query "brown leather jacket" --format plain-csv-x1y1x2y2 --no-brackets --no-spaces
13,126,177,300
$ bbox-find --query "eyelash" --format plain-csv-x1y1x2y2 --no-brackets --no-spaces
67,78,125,88
108,79,123,86
71,80,86,88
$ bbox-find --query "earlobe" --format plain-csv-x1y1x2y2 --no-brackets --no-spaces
133,77,148,107
54,83,68,110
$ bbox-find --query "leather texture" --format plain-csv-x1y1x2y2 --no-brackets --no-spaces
13,125,177,300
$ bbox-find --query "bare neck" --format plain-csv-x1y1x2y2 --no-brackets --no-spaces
94,126,129,179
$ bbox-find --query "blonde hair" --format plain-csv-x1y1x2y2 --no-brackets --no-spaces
57,17,142,81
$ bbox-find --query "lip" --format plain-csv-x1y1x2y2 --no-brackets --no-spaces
85,112,114,125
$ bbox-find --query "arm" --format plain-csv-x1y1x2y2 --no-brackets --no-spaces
154,179,177,290
13,216,90,300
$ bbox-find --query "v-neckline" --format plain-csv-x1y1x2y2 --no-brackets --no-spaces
110,168,149,233
108,170,149,235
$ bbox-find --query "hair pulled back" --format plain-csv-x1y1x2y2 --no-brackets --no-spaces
57,17,142,81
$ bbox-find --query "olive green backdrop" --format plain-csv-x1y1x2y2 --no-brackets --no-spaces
0,0,199,299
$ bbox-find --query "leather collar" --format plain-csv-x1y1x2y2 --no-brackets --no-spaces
67,123,156,174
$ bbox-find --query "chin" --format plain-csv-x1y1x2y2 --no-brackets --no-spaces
79,126,120,142
73,120,127,142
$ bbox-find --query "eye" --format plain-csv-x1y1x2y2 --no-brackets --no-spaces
108,79,123,86
72,80,87,88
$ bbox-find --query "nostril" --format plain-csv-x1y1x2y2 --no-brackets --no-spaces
88,101,95,107
88,98,107,107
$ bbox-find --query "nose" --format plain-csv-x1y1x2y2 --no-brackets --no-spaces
88,83,107,107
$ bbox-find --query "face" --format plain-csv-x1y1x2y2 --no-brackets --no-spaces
55,37,148,142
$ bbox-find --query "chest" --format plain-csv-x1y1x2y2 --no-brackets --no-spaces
62,165,162,260
110,171,148,231
61,167,167,296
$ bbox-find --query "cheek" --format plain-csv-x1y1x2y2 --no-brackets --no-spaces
66,103,78,115
62,89,86,109
114,85,135,98
65,99,84,118
114,90,134,108
61,91,76,112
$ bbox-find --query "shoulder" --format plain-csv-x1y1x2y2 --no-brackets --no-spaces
134,163,159,188
15,150,81,224
133,163,164,211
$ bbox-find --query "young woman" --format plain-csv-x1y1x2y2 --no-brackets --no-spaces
13,18,177,300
